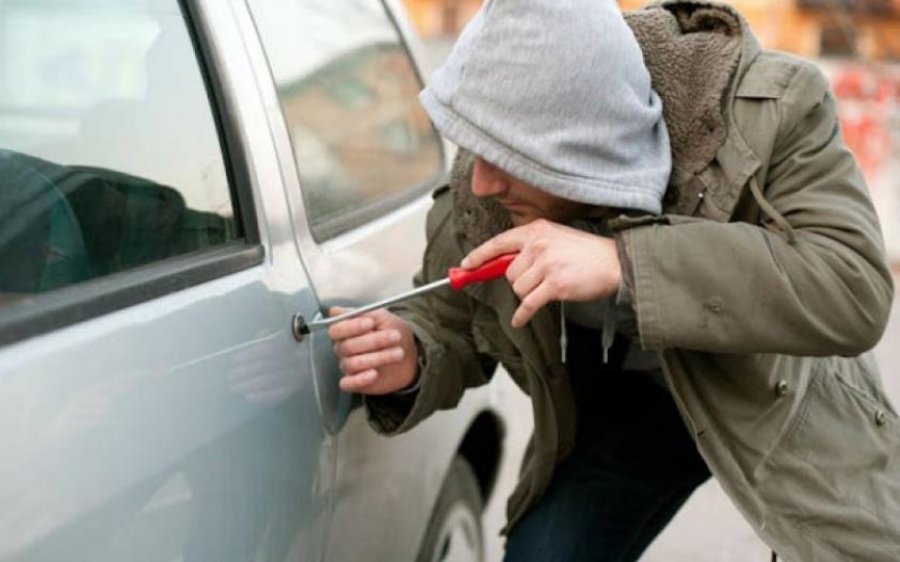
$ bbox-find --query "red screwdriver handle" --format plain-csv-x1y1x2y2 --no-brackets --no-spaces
448,254,517,291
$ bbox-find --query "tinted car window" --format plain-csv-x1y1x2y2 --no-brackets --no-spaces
246,0,444,241
0,0,237,301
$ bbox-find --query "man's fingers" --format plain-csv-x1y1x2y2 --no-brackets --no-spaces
461,227,528,269
327,314,376,340
510,264,543,300
340,346,406,375
364,307,398,328
334,329,402,357
339,369,379,393
505,248,538,284
511,282,555,328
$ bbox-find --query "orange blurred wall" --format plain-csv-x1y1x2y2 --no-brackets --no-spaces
403,0,482,38
402,0,899,59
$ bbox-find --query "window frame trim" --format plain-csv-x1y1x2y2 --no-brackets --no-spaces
183,0,260,246
246,0,447,243
0,244,264,347
0,0,264,347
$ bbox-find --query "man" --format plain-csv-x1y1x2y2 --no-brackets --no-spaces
329,0,899,560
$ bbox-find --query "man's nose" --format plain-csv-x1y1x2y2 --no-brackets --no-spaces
471,158,508,198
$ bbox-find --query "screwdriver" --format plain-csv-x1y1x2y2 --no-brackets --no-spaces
299,253,517,334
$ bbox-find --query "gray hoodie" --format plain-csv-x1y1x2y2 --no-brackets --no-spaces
420,0,671,214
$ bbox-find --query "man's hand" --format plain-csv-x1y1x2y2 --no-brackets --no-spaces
461,219,621,328
327,307,419,395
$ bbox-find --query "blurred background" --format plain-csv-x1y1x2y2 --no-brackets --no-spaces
400,0,900,560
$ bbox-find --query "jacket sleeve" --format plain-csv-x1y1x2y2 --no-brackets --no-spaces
365,189,496,435
617,64,894,356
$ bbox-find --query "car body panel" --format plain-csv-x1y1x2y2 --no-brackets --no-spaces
0,265,330,561
226,2,504,559
0,1,506,561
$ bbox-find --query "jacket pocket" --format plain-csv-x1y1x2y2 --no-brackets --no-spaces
759,364,900,560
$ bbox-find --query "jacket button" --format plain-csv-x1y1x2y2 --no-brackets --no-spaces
875,410,887,427
775,380,788,397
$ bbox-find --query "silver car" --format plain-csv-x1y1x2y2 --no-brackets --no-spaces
0,0,508,560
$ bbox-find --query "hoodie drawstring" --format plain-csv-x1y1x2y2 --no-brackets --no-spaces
559,300,616,365
560,301,568,365
601,302,615,364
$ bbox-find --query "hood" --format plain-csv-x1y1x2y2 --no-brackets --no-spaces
451,0,758,249
420,0,671,215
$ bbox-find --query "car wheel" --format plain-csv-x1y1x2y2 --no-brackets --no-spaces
416,457,484,562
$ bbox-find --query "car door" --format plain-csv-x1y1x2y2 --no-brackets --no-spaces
0,1,333,561
235,1,498,560
241,0,445,432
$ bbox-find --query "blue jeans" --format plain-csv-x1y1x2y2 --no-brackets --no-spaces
505,329,711,562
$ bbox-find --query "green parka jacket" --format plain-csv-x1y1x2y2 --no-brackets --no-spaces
368,2,899,560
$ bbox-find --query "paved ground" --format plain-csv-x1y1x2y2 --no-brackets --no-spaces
482,283,900,562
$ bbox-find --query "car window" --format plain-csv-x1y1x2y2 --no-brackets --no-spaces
0,0,238,303
246,0,444,241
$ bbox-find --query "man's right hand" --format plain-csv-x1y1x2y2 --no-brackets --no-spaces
327,307,419,395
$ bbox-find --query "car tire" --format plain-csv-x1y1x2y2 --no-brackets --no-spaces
416,457,484,562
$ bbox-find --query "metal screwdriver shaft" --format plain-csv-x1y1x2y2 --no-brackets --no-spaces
304,278,451,332
301,253,517,334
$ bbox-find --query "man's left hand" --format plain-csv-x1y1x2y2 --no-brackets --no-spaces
461,219,622,328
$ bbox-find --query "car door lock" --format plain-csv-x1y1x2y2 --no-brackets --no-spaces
291,314,308,342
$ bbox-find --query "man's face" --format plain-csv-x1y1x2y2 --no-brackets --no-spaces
471,157,590,226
